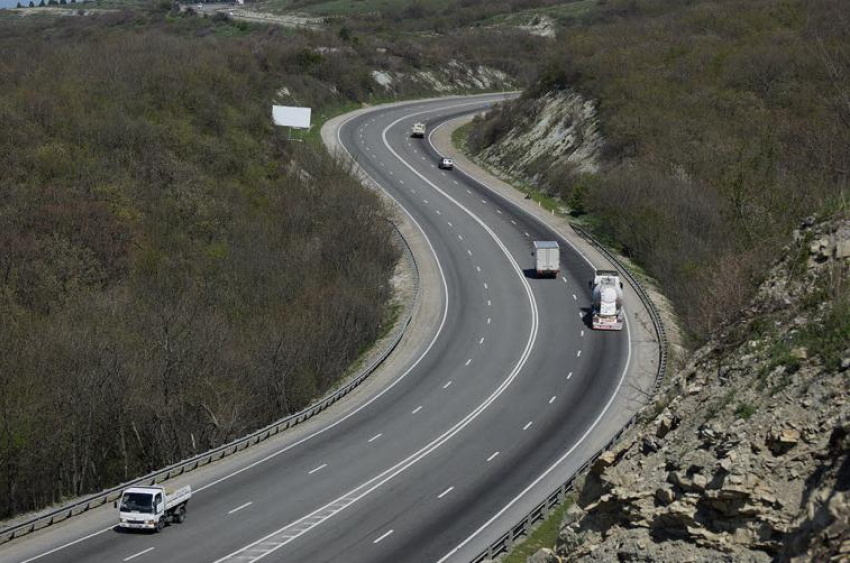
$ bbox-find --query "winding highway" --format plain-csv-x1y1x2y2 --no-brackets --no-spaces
1,94,646,563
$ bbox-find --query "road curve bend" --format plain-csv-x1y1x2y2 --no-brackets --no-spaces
0,94,655,563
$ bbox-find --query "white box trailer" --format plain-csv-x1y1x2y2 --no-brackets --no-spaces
116,485,191,532
411,122,426,138
533,241,560,277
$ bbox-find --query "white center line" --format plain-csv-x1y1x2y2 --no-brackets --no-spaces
577,350,582,357
447,221,453,227
412,406,423,414
443,381,453,389
373,529,394,544
124,548,155,562
465,359,472,366
549,396,556,404
228,502,253,515
567,371,574,380
476,266,481,272
368,433,383,443
467,249,472,256
572,294,577,301
308,463,328,475
479,337,484,345
581,330,585,337
437,486,455,499
484,282,488,290
487,317,491,324
486,451,500,462
562,277,568,283
523,421,533,431
458,235,463,240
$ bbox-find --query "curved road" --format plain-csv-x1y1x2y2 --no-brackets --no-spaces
1,94,636,563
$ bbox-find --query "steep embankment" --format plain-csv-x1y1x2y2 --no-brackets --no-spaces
531,218,849,562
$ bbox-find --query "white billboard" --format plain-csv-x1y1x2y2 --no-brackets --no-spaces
272,105,312,129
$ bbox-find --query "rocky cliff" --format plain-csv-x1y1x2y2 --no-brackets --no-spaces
541,217,849,562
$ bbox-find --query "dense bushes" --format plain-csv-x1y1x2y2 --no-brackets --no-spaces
0,14,400,518
470,0,850,339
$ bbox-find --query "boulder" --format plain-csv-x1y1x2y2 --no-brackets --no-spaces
527,547,559,563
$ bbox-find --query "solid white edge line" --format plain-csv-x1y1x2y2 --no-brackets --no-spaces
368,433,383,443
437,486,455,499
486,451,500,462
522,421,533,431
373,529,394,544
308,464,327,475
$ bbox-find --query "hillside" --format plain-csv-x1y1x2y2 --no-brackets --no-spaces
465,0,850,340
0,6,531,521
540,216,848,562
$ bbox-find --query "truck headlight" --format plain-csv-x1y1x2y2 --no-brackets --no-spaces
146,520,155,526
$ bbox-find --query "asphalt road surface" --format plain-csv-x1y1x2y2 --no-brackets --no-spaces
2,94,636,563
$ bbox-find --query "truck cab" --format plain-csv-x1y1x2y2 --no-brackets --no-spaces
411,122,426,138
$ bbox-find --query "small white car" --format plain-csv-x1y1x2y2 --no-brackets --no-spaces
438,157,454,170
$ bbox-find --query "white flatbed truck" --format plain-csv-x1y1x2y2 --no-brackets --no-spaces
116,485,191,532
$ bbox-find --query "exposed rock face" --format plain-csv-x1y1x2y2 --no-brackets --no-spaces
477,90,602,180
369,60,513,94
549,218,849,562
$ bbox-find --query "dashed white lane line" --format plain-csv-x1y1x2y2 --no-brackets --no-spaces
228,502,253,515
443,381,453,389
523,421,533,431
437,486,455,499
581,330,585,337
436,210,441,215
453,181,458,185
577,350,582,357
399,180,404,185
466,189,472,194
368,433,383,443
479,337,484,345
549,396,556,404
481,199,487,204
389,170,394,175
484,282,488,290
562,277,568,283
124,548,155,562
524,232,530,238
486,451,500,462
572,294,577,300
380,162,385,167
308,463,328,475
423,199,429,204
487,300,491,306
467,249,472,256
412,406,423,414
487,317,491,324
567,371,573,380
496,209,502,214
458,235,463,240
447,221,453,227
465,359,472,366
476,266,481,272
373,529,394,544
511,220,517,225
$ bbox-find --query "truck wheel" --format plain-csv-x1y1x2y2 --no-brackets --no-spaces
175,506,186,524
155,517,164,533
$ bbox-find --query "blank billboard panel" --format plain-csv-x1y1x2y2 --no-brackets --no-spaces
273,105,312,129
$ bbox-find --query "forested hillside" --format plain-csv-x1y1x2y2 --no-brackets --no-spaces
468,0,849,339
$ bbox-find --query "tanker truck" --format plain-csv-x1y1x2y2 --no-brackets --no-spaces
590,270,624,330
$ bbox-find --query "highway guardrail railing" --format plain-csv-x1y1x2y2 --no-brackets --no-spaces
0,220,420,545
470,223,668,562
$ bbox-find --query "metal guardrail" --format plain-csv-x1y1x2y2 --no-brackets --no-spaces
470,224,669,563
0,220,420,546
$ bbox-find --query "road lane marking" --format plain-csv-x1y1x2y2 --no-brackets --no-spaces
373,529,394,544
496,209,502,214
511,220,517,225
458,234,463,240
523,421,533,431
228,502,253,515
437,486,454,499
486,451,500,462
567,371,573,380
487,300,491,306
309,463,328,475
423,199,429,204
484,283,488,290
481,200,487,204
476,266,481,272
581,330,584,337
572,294,577,300
443,381,453,389
368,433,383,443
577,350,582,357
399,180,404,184
453,181,458,185
436,210,441,215
466,189,471,194
479,338,484,345
465,359,472,366
412,406,423,414
562,277,567,283
524,232,530,237
487,317,491,324
124,548,155,562
549,396,556,404
467,249,472,256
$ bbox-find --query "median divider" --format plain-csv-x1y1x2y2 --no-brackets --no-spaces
0,219,420,546
470,225,668,562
